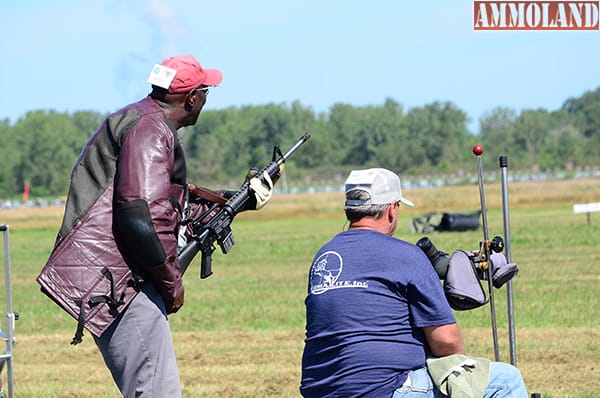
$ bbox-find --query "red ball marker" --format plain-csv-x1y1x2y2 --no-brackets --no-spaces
472,144,484,156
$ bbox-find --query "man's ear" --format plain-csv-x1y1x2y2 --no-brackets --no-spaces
183,90,200,111
186,90,199,106
388,204,396,224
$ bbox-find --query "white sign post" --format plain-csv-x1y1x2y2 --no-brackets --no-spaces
573,202,600,226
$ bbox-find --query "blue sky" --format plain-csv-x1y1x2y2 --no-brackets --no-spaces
2,0,599,133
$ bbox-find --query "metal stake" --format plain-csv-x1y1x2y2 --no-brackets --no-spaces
500,156,517,366
473,146,500,361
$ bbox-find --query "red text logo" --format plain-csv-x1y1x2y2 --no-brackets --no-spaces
474,1,600,30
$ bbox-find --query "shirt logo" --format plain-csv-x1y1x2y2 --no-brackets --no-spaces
309,251,368,295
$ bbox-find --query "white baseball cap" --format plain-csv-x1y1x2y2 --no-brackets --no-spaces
344,168,414,207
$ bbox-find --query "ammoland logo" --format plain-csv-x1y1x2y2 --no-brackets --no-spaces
474,1,599,30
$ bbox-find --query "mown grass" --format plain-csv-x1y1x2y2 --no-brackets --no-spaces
1,177,599,397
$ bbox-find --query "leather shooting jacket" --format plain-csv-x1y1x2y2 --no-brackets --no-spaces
37,96,189,342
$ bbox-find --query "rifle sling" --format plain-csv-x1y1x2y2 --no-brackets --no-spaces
189,185,227,205
70,267,130,345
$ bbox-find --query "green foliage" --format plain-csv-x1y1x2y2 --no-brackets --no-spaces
0,110,101,198
1,87,600,197
406,101,471,173
563,88,600,165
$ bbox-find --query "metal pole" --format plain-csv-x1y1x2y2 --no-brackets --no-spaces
473,146,500,361
0,224,14,398
500,156,518,366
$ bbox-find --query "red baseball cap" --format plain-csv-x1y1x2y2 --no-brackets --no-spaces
157,54,222,94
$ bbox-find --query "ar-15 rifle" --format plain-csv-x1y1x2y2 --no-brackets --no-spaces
178,132,311,278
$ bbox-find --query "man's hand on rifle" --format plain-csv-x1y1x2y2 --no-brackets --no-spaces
248,171,274,210
178,134,310,276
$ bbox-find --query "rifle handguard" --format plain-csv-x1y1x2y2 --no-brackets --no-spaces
178,132,311,277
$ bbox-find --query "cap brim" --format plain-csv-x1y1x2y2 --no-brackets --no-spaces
400,197,414,207
203,68,223,87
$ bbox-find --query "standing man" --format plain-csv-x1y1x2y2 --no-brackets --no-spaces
300,168,527,397
37,54,273,397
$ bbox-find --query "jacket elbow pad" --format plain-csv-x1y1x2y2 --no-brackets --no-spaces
113,199,166,270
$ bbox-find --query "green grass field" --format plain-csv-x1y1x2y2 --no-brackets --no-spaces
1,177,599,397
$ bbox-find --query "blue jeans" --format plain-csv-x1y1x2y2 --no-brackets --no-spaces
393,362,528,398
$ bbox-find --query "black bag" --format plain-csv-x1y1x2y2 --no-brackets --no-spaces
438,211,481,232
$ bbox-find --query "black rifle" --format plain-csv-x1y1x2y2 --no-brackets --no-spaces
178,132,311,278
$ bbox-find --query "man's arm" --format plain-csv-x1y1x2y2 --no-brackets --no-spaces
423,323,466,357
113,120,184,313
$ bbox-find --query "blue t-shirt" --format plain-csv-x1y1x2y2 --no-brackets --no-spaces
300,229,456,398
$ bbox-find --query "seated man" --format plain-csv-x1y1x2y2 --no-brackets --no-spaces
300,168,528,397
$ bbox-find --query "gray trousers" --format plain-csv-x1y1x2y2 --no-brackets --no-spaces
94,282,182,398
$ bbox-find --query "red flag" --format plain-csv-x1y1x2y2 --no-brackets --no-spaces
23,182,30,201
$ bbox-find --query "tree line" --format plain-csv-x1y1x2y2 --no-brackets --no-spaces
1,87,599,198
